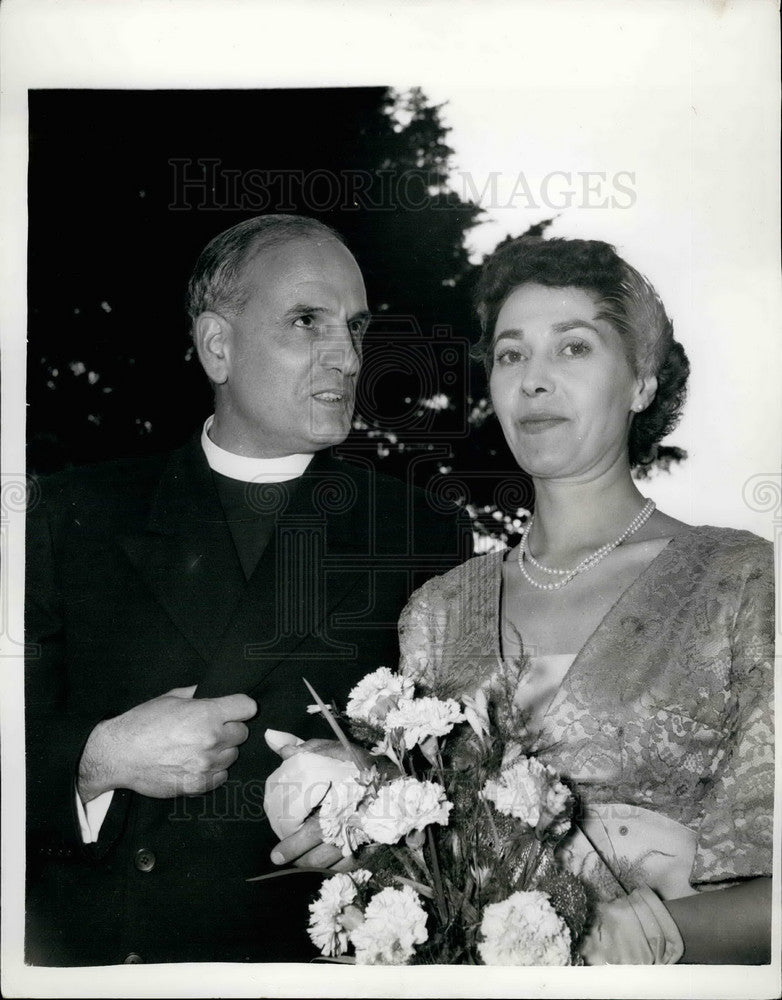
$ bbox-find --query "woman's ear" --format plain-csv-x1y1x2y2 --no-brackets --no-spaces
631,375,658,414
194,312,232,385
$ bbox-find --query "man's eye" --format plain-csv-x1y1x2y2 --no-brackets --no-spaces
561,340,591,357
349,318,368,337
294,314,317,330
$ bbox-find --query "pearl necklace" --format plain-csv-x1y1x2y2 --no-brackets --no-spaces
517,498,656,592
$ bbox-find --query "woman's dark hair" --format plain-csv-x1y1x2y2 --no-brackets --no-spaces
473,236,690,468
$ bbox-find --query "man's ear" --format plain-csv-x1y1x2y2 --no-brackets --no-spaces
632,375,658,415
194,312,232,385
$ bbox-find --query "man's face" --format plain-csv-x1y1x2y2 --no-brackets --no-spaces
213,237,368,457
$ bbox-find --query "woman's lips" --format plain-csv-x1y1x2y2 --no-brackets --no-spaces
517,416,568,434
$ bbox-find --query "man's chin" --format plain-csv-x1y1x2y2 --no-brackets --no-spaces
307,416,353,450
308,430,352,451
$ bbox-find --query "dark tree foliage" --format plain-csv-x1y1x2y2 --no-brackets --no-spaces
27,88,477,469
27,87,682,545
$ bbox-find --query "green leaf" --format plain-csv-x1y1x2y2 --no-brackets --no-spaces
246,867,337,882
392,875,435,898
302,677,367,774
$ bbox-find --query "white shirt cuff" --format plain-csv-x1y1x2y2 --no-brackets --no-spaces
75,786,114,843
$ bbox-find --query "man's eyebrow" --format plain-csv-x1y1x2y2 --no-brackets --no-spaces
283,305,372,325
283,303,329,318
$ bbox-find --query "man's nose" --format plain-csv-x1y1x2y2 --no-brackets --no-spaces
319,324,360,377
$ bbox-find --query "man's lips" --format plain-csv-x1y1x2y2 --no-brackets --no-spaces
312,388,351,404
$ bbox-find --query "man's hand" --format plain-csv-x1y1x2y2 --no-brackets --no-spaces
77,685,257,802
269,737,374,871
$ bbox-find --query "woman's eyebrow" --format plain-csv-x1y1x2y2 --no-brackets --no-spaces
493,318,602,346
551,319,603,336
492,328,525,346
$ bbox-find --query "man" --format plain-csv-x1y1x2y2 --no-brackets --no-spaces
25,215,470,965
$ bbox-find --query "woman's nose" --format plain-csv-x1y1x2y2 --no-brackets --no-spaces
520,359,553,397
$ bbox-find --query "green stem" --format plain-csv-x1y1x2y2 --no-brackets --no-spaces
302,677,366,774
481,797,503,856
526,838,546,887
426,825,449,926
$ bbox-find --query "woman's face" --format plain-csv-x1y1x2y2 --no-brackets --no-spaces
489,282,653,481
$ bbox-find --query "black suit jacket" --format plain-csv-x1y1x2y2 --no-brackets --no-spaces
25,437,470,965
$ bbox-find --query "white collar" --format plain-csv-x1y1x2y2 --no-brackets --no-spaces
200,416,314,483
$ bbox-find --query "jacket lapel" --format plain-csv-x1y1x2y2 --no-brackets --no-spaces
118,437,247,664
195,451,368,698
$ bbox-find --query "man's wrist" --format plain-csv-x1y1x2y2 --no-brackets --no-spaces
77,718,119,803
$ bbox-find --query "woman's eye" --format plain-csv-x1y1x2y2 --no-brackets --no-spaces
561,340,591,357
495,348,524,366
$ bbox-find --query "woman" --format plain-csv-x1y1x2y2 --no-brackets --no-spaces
396,237,773,964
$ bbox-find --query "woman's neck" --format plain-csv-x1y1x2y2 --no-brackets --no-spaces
528,465,648,567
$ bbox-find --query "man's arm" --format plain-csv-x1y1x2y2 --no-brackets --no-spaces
77,685,256,802
26,479,257,859
25,482,115,854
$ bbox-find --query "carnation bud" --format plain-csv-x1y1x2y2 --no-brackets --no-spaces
405,829,426,851
340,903,365,933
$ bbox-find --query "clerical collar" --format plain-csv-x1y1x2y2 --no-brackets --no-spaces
200,415,314,483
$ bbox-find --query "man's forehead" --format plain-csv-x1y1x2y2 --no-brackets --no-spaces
245,235,353,274
240,236,365,303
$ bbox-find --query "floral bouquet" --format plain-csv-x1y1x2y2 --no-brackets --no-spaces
254,661,590,966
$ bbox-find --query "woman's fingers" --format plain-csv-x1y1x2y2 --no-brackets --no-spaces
292,843,346,870
270,812,347,869
270,813,323,864
278,738,341,760
328,855,360,873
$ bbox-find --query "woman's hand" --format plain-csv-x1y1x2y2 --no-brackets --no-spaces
580,878,772,965
271,812,355,871
267,737,375,871
579,886,683,965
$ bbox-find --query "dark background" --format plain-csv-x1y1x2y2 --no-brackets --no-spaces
27,87,554,537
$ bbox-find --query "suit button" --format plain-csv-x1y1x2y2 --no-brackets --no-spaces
134,848,155,872
124,953,143,964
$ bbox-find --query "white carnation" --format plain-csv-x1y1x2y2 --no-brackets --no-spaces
384,696,465,749
361,777,452,844
318,773,375,857
350,885,428,964
478,890,571,966
481,755,573,836
307,870,371,957
346,667,415,725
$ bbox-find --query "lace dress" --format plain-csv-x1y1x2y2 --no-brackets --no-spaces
398,526,774,901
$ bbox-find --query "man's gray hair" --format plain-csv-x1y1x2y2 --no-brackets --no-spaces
186,214,346,328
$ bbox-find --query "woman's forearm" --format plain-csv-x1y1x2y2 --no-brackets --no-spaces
665,877,772,964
